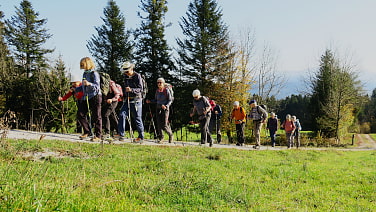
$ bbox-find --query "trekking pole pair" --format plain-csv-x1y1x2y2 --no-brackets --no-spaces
126,92,134,142
147,104,157,142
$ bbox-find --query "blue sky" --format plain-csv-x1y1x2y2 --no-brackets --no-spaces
1,0,375,97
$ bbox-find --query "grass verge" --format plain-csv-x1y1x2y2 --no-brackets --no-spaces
0,139,375,211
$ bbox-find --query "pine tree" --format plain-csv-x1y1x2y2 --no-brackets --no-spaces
134,0,175,94
5,0,53,77
4,0,54,129
310,49,363,140
176,0,229,94
87,0,133,83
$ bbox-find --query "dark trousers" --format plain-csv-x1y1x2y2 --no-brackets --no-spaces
199,113,212,144
102,101,118,134
78,95,102,138
209,116,221,143
269,129,277,146
156,107,173,140
236,123,245,144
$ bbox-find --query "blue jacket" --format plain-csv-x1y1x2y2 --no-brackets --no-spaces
75,70,101,100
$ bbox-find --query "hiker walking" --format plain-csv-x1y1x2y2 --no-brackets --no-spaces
209,100,222,143
266,112,278,147
281,114,296,149
230,101,246,146
117,61,144,142
248,100,268,149
75,57,102,142
189,89,213,147
292,115,302,148
102,80,122,141
58,75,85,133
145,78,173,143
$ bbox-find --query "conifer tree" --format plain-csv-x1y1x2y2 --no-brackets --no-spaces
4,0,54,129
0,10,15,113
177,0,229,94
310,49,363,140
87,0,133,83
5,0,53,77
134,0,175,93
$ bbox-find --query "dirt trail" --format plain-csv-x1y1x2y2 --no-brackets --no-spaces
4,129,376,151
355,134,376,149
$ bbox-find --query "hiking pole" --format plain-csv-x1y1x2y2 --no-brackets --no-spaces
83,77,93,139
148,104,157,142
126,92,134,142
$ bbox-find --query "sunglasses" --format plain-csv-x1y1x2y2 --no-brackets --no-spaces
157,82,163,84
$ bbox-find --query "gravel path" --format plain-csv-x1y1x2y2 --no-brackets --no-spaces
5,129,376,151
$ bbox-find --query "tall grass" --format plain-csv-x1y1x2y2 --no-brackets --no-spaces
0,139,375,211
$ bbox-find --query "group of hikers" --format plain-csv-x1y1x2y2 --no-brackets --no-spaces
59,57,173,143
59,57,302,148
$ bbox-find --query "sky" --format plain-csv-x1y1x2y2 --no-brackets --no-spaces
1,0,375,97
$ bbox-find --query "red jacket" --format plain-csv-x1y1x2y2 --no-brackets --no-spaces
61,83,84,101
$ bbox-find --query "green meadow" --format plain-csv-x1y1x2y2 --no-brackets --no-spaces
0,139,375,211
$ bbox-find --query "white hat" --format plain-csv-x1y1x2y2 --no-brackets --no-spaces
233,101,239,106
120,61,134,73
192,89,200,97
70,74,81,82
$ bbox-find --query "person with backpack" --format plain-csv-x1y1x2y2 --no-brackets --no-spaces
266,112,278,147
209,100,222,143
230,101,247,146
249,100,268,149
58,75,85,134
146,78,173,143
117,61,144,142
189,89,213,147
102,80,122,142
281,114,296,149
292,115,302,148
75,57,102,142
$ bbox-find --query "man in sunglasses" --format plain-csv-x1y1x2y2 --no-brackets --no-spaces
117,61,144,143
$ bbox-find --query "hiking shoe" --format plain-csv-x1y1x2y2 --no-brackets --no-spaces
135,138,143,143
91,136,101,142
209,142,213,147
119,136,125,142
79,134,89,140
236,143,244,146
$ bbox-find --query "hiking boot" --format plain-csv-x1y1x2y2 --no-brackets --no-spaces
236,143,244,146
79,134,89,140
209,142,213,147
119,136,125,142
91,136,101,142
135,138,143,144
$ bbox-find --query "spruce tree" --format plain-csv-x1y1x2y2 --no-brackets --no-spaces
176,0,229,94
5,0,53,77
310,49,362,140
4,0,54,129
87,0,133,82
134,0,175,93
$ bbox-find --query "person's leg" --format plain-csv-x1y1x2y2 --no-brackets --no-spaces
203,114,212,145
132,101,144,140
162,108,173,142
117,102,128,137
90,94,102,139
270,130,276,147
239,122,245,144
216,120,222,143
109,101,119,134
77,100,90,136
102,103,112,135
155,108,164,141
254,122,263,146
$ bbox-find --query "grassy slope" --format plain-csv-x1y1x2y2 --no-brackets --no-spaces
0,139,375,211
